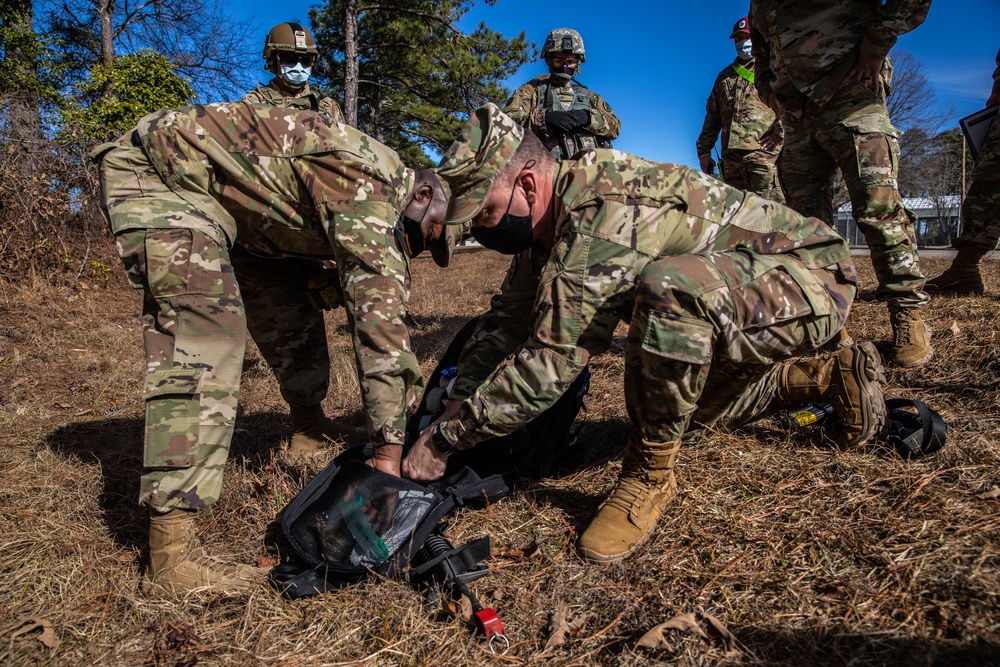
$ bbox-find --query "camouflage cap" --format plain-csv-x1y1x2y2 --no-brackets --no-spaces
435,103,524,226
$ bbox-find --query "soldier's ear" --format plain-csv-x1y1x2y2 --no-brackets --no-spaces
517,170,538,206
412,184,434,203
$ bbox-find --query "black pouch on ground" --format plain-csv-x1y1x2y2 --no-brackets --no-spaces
271,316,591,598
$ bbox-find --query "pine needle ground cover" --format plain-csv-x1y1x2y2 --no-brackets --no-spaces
1,250,997,666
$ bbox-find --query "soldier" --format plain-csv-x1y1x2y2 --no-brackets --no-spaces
402,104,887,565
749,0,933,368
503,27,620,161
243,22,344,122
925,48,1000,295
92,102,452,595
243,22,349,454
696,16,785,203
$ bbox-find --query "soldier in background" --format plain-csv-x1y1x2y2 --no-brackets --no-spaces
243,22,343,122
750,0,933,368
243,23,349,452
696,16,784,203
925,48,1000,295
403,104,887,566
93,102,451,595
503,28,620,161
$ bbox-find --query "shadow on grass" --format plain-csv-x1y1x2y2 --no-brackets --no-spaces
733,627,1000,667
43,409,294,550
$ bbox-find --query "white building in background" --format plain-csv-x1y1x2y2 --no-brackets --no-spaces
833,195,961,247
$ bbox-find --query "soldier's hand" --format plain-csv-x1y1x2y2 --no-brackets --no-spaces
759,130,782,152
401,430,448,482
545,110,589,134
844,53,883,95
366,444,402,477
698,155,716,174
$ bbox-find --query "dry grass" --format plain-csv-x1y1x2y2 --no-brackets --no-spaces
1,246,998,666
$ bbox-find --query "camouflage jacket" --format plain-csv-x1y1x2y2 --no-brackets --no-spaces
504,75,621,142
94,102,422,446
749,0,931,108
440,148,854,449
243,79,344,123
696,58,782,158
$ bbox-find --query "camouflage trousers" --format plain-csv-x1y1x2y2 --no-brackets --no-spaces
779,81,928,310
116,227,246,512
953,112,1000,250
230,247,330,410
722,149,786,204
624,251,854,444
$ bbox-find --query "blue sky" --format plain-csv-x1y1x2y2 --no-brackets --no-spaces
247,0,999,168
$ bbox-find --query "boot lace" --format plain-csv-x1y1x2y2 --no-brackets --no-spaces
893,312,916,346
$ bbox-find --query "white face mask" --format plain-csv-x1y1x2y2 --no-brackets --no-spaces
736,39,753,61
279,63,312,87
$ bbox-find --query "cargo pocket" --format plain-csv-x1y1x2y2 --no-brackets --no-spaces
641,312,714,365
143,368,203,468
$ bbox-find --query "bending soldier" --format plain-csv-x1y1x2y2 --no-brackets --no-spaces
750,0,932,367
243,22,344,122
93,102,451,595
926,48,1000,295
503,28,620,161
696,16,784,203
403,104,887,565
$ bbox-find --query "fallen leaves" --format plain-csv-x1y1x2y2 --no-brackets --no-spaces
544,602,595,651
637,610,741,659
495,539,538,559
4,616,59,649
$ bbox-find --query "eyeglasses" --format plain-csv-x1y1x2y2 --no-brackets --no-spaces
550,56,579,67
276,53,315,68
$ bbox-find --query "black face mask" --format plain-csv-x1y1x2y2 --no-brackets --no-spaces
401,214,426,257
471,211,534,255
548,65,577,84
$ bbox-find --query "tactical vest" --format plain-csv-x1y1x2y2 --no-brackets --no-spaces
534,80,611,160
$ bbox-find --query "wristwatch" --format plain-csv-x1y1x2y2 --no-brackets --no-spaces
430,423,455,455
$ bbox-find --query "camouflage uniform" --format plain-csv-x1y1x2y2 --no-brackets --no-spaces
242,79,344,123
749,0,930,311
696,58,785,203
952,50,1000,251
240,77,343,412
503,75,621,161
434,106,856,451
94,102,423,511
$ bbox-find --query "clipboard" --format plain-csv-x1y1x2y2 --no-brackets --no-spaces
959,106,998,161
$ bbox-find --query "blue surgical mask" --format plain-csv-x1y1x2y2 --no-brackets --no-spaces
279,63,312,87
736,39,753,62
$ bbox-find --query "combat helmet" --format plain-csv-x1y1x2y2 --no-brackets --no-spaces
541,28,586,63
262,22,319,62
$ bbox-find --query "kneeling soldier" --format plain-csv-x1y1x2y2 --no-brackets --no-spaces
403,104,886,564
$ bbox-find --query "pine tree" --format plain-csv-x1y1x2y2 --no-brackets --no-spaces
310,0,533,166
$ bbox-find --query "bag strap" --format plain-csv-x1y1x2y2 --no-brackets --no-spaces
409,535,492,586
884,398,947,458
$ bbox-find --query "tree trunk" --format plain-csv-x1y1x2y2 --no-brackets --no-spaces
97,0,116,99
343,0,359,127
3,1,42,140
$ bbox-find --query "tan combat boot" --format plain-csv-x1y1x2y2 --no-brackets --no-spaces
889,309,933,368
286,405,367,460
777,341,887,448
144,508,266,596
925,246,989,295
577,438,680,564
